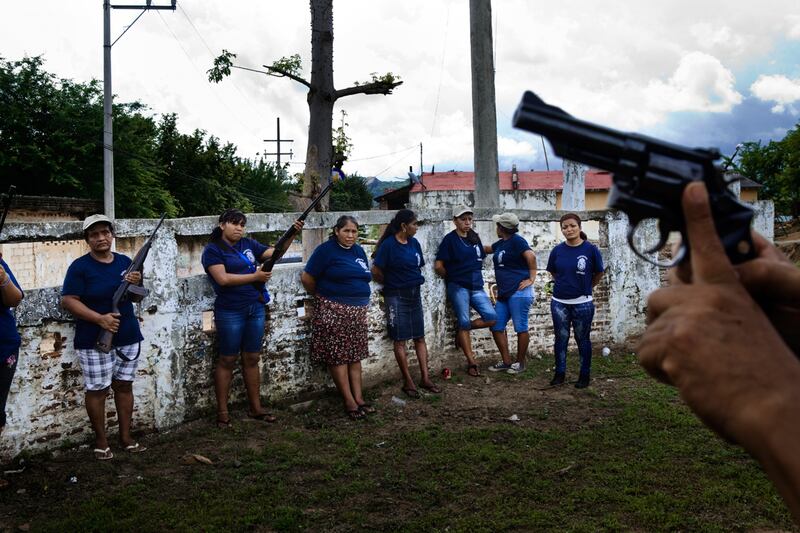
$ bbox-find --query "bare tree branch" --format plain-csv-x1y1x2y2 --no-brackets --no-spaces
262,64,312,89
335,80,403,99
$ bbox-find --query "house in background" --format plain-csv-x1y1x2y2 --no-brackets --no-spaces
406,169,761,211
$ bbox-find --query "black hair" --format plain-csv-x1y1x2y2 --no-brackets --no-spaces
496,222,519,236
210,209,247,244
559,213,588,241
374,209,417,255
464,228,482,245
329,215,359,240
83,222,114,241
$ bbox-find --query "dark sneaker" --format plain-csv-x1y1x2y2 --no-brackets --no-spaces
549,372,565,386
488,361,512,372
575,375,590,389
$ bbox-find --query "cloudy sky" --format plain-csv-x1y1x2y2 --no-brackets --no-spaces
2,1,800,180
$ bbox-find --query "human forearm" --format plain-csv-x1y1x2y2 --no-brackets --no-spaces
300,272,316,295
434,260,446,278
61,296,106,325
0,280,22,307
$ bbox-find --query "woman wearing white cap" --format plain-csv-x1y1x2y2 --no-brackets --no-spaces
61,214,147,460
485,212,537,375
434,205,497,377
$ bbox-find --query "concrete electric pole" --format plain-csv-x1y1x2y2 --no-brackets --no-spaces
469,0,500,208
103,0,176,219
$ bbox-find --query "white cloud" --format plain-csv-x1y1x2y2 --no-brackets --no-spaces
788,15,800,39
750,75,800,113
645,52,743,113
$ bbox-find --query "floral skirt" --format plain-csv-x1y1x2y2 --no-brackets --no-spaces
311,296,369,366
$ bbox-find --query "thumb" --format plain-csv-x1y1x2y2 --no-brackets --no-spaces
682,182,738,284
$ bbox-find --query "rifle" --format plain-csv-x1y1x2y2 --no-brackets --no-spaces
96,213,166,353
260,173,341,272
0,185,16,239
512,91,755,267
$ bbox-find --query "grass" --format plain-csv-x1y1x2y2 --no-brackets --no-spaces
2,354,795,532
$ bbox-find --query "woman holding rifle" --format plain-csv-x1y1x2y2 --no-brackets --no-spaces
61,214,146,460
202,209,302,428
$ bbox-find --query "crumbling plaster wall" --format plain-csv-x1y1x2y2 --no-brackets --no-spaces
2,201,771,460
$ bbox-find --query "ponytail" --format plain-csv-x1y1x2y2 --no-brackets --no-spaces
374,209,417,256
464,228,481,246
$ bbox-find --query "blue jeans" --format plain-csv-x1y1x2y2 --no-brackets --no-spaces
551,300,595,376
446,283,497,330
491,287,534,333
215,303,266,356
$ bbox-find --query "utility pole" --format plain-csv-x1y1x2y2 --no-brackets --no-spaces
469,0,500,208
103,0,176,219
263,117,294,169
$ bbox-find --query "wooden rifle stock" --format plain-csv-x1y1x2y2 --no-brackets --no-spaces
96,213,166,353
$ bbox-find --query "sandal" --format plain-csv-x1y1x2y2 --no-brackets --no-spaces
346,408,366,420
401,387,420,399
93,447,114,461
124,442,147,453
357,403,376,415
249,412,277,423
216,412,232,429
467,364,481,377
420,382,442,394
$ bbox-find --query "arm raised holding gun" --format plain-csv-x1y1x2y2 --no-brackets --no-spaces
512,91,756,267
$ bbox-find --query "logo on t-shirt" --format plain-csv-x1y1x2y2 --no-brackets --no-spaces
415,252,421,267
243,249,257,265
577,255,588,274
355,258,369,271
474,244,482,260
497,250,506,266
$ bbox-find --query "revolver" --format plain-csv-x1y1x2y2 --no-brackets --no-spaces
512,91,756,267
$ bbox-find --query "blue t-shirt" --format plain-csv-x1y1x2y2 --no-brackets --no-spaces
546,241,604,300
304,239,372,306
201,237,271,310
491,234,532,300
435,230,485,290
0,259,23,361
372,235,425,293
62,253,144,350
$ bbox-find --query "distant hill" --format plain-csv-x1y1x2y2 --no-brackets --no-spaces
364,177,409,198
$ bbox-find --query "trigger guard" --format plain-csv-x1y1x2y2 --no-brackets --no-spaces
626,223,685,268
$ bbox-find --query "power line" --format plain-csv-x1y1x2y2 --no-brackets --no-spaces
430,3,450,138
348,144,418,162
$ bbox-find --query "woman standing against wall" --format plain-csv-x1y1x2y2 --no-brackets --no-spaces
301,216,375,419
202,209,302,428
371,209,440,398
0,254,23,443
546,214,604,388
485,213,537,375
434,205,497,377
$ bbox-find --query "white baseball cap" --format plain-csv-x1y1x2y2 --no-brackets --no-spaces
492,212,520,229
452,204,473,218
82,214,114,231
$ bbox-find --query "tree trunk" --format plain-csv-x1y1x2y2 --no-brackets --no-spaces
303,0,336,258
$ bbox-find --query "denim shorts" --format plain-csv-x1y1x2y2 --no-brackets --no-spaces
446,283,497,330
384,286,425,341
215,303,266,356
491,286,534,333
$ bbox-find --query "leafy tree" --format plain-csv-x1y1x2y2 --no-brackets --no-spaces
736,124,800,216
330,174,373,211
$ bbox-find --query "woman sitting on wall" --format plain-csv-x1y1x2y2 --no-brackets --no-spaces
546,213,604,389
371,209,441,398
201,208,303,428
485,213,537,375
434,205,497,377
301,215,375,420
61,215,147,460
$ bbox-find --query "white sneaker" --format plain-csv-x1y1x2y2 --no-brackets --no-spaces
506,362,526,374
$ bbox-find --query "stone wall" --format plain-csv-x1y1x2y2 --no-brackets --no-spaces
0,203,773,460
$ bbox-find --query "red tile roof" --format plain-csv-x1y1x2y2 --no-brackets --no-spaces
410,170,613,192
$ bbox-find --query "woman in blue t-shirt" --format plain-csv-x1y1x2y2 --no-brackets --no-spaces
0,256,23,447
372,209,441,398
485,213,538,375
301,216,375,420
201,209,302,428
545,213,604,389
434,205,497,377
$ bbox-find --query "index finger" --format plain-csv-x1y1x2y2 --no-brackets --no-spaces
682,182,738,284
